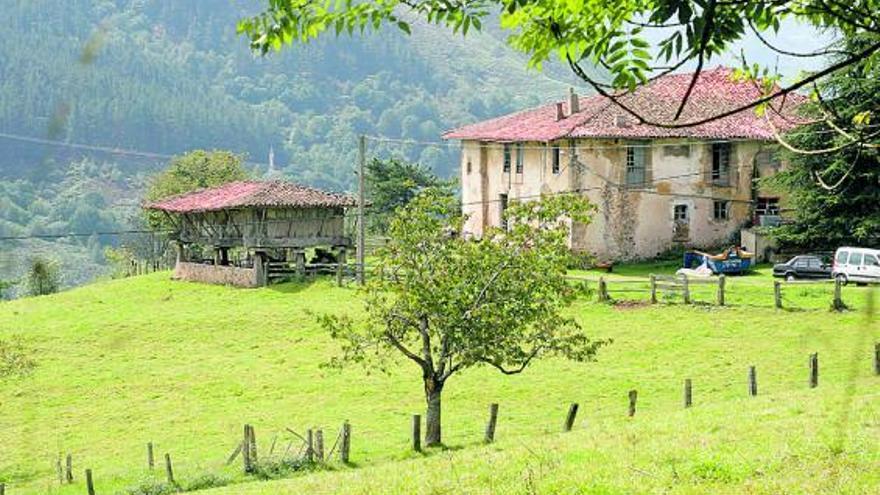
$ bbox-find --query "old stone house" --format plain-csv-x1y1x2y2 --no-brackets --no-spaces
443,68,804,261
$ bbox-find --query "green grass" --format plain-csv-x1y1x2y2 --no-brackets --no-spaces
0,267,877,494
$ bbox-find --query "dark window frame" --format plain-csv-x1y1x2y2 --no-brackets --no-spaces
551,145,561,175
711,142,731,186
713,200,730,220
515,143,524,174
503,144,511,173
625,142,647,186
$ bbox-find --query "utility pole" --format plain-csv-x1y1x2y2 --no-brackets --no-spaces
357,134,366,285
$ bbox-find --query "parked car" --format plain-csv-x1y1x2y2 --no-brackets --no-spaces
772,255,832,281
832,247,880,285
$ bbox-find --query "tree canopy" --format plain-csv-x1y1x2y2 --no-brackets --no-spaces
319,189,607,446
767,34,880,249
365,157,455,233
241,0,880,128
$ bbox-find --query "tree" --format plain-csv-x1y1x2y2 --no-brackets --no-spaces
766,33,880,249
145,150,249,228
241,1,880,129
26,257,60,296
319,189,607,446
365,157,455,233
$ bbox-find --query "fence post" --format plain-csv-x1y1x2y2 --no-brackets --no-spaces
650,274,657,304
628,390,638,417
682,275,690,304
874,343,880,376
484,403,499,443
315,429,324,462
683,378,692,408
717,275,726,306
242,424,252,473
598,277,609,302
411,415,421,452
306,429,314,462
0,482,5,495
809,353,819,388
249,424,257,464
833,278,844,311
563,403,579,432
164,453,174,485
65,453,73,483
147,442,154,470
749,365,758,396
340,421,351,463
774,281,782,309
85,469,95,495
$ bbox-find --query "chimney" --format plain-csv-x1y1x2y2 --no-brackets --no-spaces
555,102,565,121
568,87,579,114
614,115,629,128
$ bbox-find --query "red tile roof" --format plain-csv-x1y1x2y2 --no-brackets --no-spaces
144,180,356,213
443,67,806,142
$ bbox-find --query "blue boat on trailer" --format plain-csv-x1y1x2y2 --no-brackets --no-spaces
683,246,755,275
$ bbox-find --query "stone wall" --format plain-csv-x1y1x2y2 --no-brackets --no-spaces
173,262,260,288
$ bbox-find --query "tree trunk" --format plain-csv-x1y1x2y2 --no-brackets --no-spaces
424,377,444,447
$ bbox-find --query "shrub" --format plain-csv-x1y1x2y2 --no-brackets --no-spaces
252,457,319,480
184,473,230,491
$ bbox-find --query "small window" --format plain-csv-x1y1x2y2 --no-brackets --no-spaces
795,258,809,268
503,144,511,173
515,143,524,174
807,258,822,269
836,251,849,264
713,200,730,220
674,204,689,222
626,142,647,186
864,254,879,267
551,146,561,175
466,160,472,174
712,142,731,185
849,252,863,266
756,197,780,216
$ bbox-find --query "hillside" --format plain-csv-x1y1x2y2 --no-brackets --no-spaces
0,271,877,494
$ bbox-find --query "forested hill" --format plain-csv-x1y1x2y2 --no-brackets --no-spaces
0,0,579,188
0,0,584,294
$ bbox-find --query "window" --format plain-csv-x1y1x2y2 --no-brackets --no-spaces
713,200,730,220
515,143,524,174
503,144,511,173
674,204,689,222
836,251,849,265
795,257,809,269
551,145,561,175
849,252,863,266
626,142,647,186
711,142,731,185
865,255,880,267
466,160,472,174
807,257,823,269
756,197,780,216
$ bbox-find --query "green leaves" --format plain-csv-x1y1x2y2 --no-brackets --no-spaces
318,189,605,383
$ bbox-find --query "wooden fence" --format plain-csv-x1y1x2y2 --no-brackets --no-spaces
19,345,880,495
566,274,848,310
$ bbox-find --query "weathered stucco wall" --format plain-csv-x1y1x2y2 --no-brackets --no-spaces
173,262,259,288
460,137,776,261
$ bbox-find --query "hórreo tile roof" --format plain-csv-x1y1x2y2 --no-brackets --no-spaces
144,180,356,213
443,67,806,142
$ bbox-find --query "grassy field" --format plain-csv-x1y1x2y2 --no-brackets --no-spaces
0,266,877,494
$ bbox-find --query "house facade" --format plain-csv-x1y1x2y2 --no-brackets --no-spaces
444,68,802,261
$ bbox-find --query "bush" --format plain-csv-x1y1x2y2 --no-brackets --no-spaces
183,473,230,491
121,479,177,495
0,337,36,380
252,457,319,480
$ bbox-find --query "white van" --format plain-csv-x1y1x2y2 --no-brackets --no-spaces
832,247,880,285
